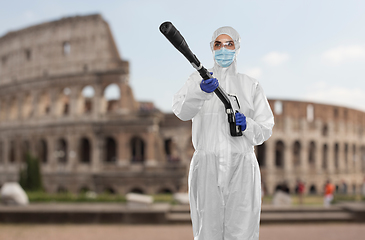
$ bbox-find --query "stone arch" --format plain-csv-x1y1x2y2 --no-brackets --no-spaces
56,138,68,163
322,144,328,170
38,91,51,116
164,138,180,162
105,136,117,163
322,124,328,137
103,83,121,113
309,185,317,194
257,142,266,167
131,136,145,163
55,87,71,116
275,140,285,168
79,137,91,163
129,187,144,194
81,85,95,114
293,141,301,167
37,139,48,163
158,188,173,194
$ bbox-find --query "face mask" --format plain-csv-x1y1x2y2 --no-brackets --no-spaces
214,48,236,68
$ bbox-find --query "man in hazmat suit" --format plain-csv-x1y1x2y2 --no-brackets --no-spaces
172,26,274,240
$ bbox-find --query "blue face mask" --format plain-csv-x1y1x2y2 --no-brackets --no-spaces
214,48,236,68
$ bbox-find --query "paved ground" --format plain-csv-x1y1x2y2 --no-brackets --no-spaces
0,223,364,240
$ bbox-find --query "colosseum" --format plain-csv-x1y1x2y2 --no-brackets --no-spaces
0,14,364,196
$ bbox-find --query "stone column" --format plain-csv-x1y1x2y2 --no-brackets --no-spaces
47,136,57,172
327,142,335,175
69,86,81,117
145,126,157,167
67,135,78,172
284,140,292,177
301,140,309,174
315,141,322,174
117,133,129,166
92,135,103,173
93,84,104,118
49,89,59,117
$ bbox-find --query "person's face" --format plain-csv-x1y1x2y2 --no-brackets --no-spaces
213,34,235,51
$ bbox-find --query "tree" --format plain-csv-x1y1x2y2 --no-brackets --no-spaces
19,153,43,191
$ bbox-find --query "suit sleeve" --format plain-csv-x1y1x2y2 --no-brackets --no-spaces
172,73,214,121
243,82,274,146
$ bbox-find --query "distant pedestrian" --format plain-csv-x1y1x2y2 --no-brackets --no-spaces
324,180,335,207
296,179,305,205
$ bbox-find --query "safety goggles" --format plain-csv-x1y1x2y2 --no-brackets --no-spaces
211,39,235,50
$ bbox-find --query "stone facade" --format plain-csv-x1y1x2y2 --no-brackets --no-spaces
260,100,365,195
0,14,364,196
0,14,188,194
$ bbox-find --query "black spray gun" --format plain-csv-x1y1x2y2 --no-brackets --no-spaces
159,21,242,137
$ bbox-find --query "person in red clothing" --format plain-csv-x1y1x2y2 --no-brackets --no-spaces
323,180,335,207
296,179,305,205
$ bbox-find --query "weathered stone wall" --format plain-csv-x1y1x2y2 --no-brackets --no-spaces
0,14,187,195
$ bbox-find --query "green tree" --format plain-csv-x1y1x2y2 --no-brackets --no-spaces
19,153,43,191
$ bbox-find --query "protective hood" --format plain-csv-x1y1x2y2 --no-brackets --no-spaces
211,26,241,72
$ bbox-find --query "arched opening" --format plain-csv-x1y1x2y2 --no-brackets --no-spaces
275,141,284,168
322,144,328,170
104,84,121,113
79,138,91,163
257,142,266,167
322,124,328,137
309,185,317,195
37,139,48,163
293,141,301,167
56,139,68,163
274,101,283,115
308,141,316,167
81,85,95,114
159,188,172,194
105,137,117,163
334,143,339,170
39,92,51,116
129,188,144,194
307,104,314,122
131,136,145,163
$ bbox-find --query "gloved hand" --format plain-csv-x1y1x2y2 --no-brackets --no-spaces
200,77,219,93
235,112,247,131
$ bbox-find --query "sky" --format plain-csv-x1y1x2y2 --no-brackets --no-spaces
1,0,365,113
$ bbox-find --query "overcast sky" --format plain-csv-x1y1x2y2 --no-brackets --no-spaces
1,0,365,113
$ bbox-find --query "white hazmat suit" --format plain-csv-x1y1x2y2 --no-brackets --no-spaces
173,26,274,240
